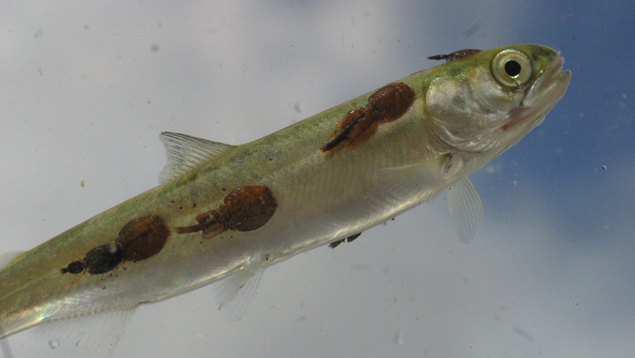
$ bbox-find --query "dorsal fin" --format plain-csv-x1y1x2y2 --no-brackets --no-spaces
159,132,236,184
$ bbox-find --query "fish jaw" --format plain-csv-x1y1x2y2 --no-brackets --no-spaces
511,53,572,130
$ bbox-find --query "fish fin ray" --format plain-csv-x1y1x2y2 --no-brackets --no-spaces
0,251,24,270
213,258,266,322
447,178,483,244
159,132,236,184
31,308,136,356
373,155,450,205
425,192,442,205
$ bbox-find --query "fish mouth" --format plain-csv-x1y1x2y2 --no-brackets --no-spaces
503,53,571,131
522,53,571,122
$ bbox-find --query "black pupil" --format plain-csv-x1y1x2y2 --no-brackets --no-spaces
504,60,522,77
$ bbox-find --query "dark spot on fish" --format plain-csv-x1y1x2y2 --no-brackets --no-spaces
223,185,278,231
116,215,171,263
83,242,124,275
321,83,415,152
369,83,416,123
193,203,197,208
427,49,481,62
61,260,85,274
175,185,278,240
329,233,362,248
62,215,170,275
320,108,373,152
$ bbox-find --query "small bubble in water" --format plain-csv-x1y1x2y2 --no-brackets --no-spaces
48,340,59,349
394,332,405,346
601,165,607,170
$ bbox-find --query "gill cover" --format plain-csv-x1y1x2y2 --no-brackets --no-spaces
425,44,570,154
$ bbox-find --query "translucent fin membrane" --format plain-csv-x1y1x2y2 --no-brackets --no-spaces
214,255,268,322
447,178,483,244
31,308,136,356
159,132,235,184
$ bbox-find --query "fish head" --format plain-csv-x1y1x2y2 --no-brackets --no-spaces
425,44,571,158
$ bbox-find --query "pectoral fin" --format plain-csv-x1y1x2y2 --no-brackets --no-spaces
213,255,267,322
374,157,482,243
447,178,483,244
373,155,451,205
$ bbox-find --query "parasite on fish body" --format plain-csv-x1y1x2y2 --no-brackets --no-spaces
320,82,416,152
61,215,171,275
0,44,570,354
174,185,278,239
427,49,482,62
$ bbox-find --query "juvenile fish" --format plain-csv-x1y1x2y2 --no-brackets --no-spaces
0,44,571,351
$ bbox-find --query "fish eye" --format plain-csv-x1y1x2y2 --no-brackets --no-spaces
492,49,532,88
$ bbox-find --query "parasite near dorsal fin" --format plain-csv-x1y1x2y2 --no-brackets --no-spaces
159,132,236,184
